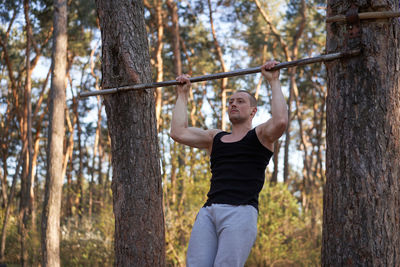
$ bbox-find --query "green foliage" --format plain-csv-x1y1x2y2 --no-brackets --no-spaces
61,201,114,266
0,211,40,265
60,211,114,267
0,207,114,266
248,182,320,266
0,213,19,265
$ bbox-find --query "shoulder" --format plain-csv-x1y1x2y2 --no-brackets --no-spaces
255,124,275,152
206,129,223,140
206,129,224,154
210,128,224,136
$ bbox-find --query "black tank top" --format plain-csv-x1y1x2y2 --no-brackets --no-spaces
204,128,273,210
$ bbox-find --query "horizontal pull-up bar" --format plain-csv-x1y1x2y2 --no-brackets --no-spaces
79,49,360,98
326,11,400,23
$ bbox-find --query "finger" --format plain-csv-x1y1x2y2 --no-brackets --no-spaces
179,78,190,84
177,74,190,83
263,64,273,71
264,61,279,70
265,60,279,65
267,60,274,67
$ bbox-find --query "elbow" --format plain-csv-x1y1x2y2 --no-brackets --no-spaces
170,128,182,142
170,129,178,141
275,117,288,132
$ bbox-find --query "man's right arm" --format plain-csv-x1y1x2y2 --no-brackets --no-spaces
170,75,220,152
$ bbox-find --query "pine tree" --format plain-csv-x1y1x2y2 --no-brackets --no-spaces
323,1,400,265
94,0,165,265
41,0,67,265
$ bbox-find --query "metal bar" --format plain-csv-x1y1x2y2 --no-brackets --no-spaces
79,49,360,98
326,11,400,23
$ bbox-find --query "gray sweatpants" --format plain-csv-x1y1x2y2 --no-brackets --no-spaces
186,204,258,267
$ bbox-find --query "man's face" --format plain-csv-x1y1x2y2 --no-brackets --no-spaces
228,92,257,124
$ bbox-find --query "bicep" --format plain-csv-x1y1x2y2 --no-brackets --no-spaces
171,127,219,150
257,118,287,147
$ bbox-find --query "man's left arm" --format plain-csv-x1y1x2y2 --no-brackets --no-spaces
256,61,288,151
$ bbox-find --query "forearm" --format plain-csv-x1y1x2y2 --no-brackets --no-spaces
171,92,189,137
269,80,288,123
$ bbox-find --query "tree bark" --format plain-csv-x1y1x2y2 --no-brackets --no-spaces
64,104,76,218
207,0,228,131
41,0,67,265
166,0,182,77
0,152,23,261
75,99,84,219
20,1,34,264
95,0,165,265
323,1,400,265
165,0,184,209
154,0,165,130
89,102,102,218
271,141,280,183
283,76,293,183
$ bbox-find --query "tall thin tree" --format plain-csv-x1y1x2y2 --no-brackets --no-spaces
41,0,67,265
94,0,165,265
20,1,34,264
323,1,400,265
207,0,228,131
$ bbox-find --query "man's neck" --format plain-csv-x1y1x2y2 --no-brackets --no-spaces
230,121,252,136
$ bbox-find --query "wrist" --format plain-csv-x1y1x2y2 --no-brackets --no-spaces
267,79,280,87
177,91,189,100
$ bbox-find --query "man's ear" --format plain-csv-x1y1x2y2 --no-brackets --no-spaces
251,107,257,117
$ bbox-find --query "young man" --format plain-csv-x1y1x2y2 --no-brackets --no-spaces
170,60,288,267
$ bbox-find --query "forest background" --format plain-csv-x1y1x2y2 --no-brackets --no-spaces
0,0,327,265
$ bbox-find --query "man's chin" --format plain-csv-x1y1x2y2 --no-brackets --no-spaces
229,116,244,124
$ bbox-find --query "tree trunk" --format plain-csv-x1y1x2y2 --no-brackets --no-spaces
64,105,76,217
1,157,8,209
166,0,184,209
20,1,34,264
166,0,182,77
89,105,102,219
95,0,165,265
155,0,165,130
41,0,67,265
207,0,228,131
323,1,400,265
283,70,295,183
66,162,73,217
75,100,84,219
271,141,280,183
0,152,23,261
